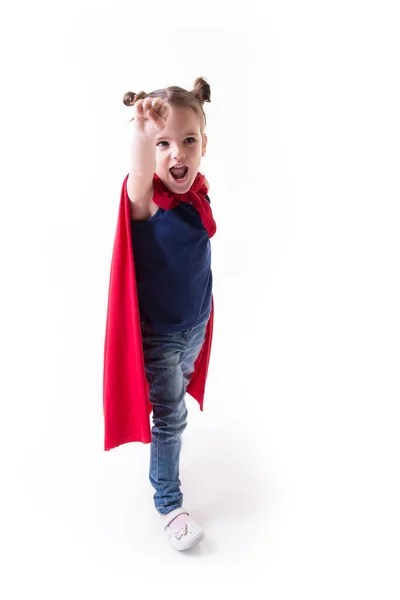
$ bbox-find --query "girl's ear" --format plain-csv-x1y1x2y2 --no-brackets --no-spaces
202,133,207,156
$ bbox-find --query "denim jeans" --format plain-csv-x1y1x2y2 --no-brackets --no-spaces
141,318,208,515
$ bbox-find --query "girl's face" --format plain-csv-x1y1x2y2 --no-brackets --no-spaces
155,105,207,193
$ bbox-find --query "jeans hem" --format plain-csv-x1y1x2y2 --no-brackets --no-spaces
157,503,183,516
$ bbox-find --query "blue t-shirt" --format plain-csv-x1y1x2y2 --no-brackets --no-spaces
130,195,212,333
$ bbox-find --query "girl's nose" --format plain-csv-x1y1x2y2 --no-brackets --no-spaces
173,146,185,160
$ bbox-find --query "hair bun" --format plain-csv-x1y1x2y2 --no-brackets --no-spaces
122,91,147,106
192,77,211,105
122,91,135,106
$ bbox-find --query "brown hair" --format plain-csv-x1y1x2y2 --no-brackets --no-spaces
122,76,211,133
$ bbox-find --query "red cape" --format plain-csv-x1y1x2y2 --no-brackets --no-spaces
103,174,214,451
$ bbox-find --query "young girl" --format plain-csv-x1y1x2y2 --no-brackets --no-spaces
103,77,217,551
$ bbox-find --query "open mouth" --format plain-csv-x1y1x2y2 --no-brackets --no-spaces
169,166,189,183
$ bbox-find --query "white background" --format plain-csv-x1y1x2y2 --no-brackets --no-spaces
1,0,399,597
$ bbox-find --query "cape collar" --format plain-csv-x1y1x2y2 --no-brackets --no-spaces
152,172,216,238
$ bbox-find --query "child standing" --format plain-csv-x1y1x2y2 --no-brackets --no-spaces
103,77,216,551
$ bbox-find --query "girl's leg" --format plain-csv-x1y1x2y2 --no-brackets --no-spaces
141,327,188,515
141,317,209,516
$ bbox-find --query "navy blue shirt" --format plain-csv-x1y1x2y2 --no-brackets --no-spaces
130,195,212,333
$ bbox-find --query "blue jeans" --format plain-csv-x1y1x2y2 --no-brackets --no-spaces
141,318,208,515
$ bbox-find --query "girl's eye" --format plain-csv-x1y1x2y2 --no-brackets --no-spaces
157,137,196,147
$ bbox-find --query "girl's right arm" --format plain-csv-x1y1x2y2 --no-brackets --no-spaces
127,97,169,220
127,132,157,220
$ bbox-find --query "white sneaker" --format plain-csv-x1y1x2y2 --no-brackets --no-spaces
162,508,205,551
